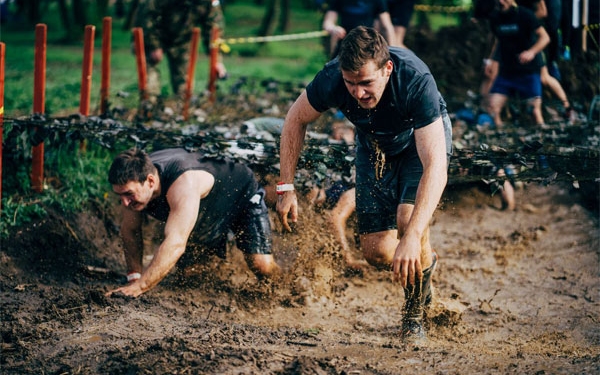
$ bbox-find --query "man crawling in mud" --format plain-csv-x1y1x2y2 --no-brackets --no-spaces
105,147,280,298
276,26,452,341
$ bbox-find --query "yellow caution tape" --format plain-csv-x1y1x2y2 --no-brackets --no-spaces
0,106,3,116
213,30,329,48
220,43,231,53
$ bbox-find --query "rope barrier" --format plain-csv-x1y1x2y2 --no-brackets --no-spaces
214,30,329,51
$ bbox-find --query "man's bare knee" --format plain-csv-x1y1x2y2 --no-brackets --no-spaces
360,231,398,269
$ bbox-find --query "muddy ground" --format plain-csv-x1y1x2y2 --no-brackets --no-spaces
2,22,599,374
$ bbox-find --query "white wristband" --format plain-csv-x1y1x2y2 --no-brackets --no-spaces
276,183,295,195
127,272,141,282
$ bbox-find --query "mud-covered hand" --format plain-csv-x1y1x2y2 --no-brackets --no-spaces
276,191,298,232
105,281,145,298
392,233,423,288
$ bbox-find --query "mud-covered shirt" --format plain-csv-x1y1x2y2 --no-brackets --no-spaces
489,6,544,76
306,46,446,157
327,0,389,30
143,148,257,244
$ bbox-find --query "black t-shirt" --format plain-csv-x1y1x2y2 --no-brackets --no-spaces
306,47,446,157
143,148,257,243
328,0,389,31
489,6,544,76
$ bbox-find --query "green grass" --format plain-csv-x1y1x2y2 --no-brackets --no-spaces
0,0,330,116
0,0,465,116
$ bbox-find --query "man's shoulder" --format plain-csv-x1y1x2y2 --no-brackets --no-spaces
389,47,432,76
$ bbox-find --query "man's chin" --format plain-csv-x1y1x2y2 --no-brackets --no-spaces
358,99,375,109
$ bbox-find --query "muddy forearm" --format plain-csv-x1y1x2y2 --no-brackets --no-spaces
137,241,186,293
121,226,144,274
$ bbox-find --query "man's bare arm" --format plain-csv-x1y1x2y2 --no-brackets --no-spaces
392,117,448,286
120,208,144,275
277,91,321,231
136,171,213,293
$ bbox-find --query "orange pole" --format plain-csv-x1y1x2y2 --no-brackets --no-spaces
208,26,219,104
100,17,112,115
133,27,147,100
31,24,47,193
0,42,5,212
183,27,200,120
80,25,95,117
79,25,95,152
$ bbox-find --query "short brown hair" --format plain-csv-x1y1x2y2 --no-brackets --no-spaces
108,148,155,185
338,26,390,72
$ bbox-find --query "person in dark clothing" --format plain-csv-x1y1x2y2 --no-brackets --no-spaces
386,0,417,48
276,26,452,342
483,0,550,126
105,148,280,298
322,0,396,58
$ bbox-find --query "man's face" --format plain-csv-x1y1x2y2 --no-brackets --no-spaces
341,59,392,110
113,178,154,211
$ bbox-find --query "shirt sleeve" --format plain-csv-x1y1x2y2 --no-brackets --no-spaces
305,62,346,112
406,72,442,129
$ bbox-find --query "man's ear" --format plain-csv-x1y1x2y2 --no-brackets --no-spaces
146,173,157,188
384,60,393,77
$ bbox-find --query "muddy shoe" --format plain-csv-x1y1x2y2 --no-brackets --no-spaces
401,252,438,342
401,318,425,341
423,251,437,307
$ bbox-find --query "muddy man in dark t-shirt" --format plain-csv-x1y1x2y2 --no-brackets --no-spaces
277,26,451,342
105,148,280,298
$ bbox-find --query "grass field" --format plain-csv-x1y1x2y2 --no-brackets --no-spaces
0,0,463,116
0,1,331,116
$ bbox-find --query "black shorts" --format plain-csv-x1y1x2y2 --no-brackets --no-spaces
355,113,452,234
188,187,273,259
388,0,417,28
355,140,422,234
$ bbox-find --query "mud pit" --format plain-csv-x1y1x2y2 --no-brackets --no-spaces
2,22,599,374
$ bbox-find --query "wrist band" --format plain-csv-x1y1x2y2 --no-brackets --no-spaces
276,182,295,195
127,272,141,282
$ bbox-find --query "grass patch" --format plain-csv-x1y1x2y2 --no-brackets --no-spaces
1,0,330,116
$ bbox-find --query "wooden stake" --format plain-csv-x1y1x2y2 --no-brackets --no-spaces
31,24,47,193
101,17,112,115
